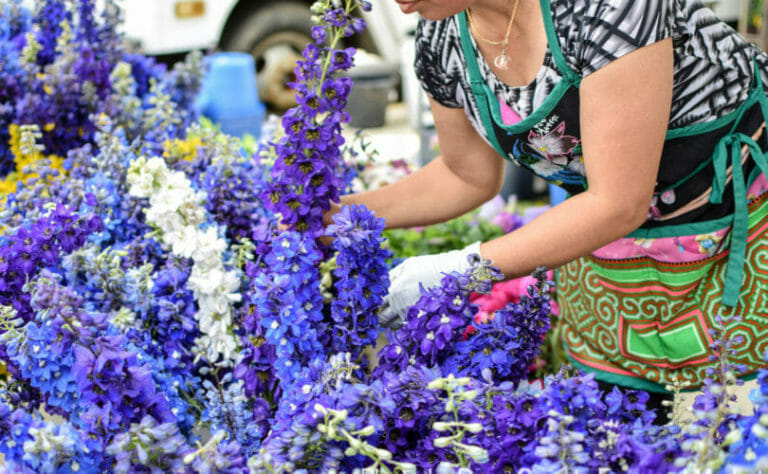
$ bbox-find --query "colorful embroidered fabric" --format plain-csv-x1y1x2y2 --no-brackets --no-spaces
560,181,768,391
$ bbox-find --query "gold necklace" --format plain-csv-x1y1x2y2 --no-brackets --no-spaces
466,0,522,70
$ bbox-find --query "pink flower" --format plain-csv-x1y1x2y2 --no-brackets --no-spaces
470,271,559,320
527,122,579,163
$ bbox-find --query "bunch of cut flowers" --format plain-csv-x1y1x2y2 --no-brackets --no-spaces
1,1,768,473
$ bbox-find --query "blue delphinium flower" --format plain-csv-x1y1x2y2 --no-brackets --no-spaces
674,314,748,470
262,0,369,239
73,333,174,441
371,365,443,466
33,0,70,66
326,204,392,358
0,402,96,473
446,269,553,385
0,11,25,176
0,204,103,323
446,372,546,473
379,256,501,371
4,320,80,416
185,429,248,474
720,363,768,471
199,374,261,458
258,352,395,472
199,150,270,242
13,270,174,460
234,268,279,400
1,0,200,166
251,230,325,386
148,257,199,377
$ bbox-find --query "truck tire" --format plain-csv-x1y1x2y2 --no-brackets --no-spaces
220,2,315,112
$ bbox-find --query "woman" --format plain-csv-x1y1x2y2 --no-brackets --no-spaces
336,0,768,403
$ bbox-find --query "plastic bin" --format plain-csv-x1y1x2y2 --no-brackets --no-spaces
196,52,266,138
345,62,397,128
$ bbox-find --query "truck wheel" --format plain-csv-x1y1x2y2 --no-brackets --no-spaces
221,2,315,112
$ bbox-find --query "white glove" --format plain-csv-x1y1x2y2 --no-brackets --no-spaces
378,241,482,329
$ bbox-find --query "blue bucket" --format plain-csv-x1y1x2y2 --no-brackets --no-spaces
197,52,266,138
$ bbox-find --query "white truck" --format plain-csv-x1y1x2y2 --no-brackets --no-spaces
119,0,417,111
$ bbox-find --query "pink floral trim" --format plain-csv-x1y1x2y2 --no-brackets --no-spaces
593,173,768,263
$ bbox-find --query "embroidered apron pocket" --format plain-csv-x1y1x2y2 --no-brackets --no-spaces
559,186,768,391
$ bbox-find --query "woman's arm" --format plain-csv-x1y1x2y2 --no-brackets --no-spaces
481,37,674,278
339,97,507,229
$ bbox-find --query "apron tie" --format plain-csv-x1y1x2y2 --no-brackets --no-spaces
709,132,768,306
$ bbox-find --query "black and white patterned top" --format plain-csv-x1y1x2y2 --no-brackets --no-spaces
414,0,768,135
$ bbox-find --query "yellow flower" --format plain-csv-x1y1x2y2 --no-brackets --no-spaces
0,123,68,197
43,122,55,132
163,136,203,163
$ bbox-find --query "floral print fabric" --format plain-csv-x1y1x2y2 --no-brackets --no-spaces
592,173,768,262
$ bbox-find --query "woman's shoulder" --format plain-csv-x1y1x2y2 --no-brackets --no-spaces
414,15,459,46
548,0,678,77
414,16,466,109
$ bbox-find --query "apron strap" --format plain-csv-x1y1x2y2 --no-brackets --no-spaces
457,11,508,158
710,58,768,307
709,132,768,306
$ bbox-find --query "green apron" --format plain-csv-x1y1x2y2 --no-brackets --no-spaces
458,0,768,391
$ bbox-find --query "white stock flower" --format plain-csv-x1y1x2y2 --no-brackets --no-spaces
149,187,189,216
144,206,185,234
127,169,155,198
169,225,201,258
192,226,227,271
179,196,207,226
193,271,242,314
189,266,226,296
127,156,170,197
166,169,192,191
129,155,240,366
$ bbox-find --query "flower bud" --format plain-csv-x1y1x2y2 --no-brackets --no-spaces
428,379,445,391
461,390,478,401
375,448,393,460
432,421,451,432
356,425,375,437
759,414,768,426
463,444,489,463
398,462,417,474
463,422,484,433
433,437,453,448
722,429,742,446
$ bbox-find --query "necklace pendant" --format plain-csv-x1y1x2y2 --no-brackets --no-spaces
494,51,511,70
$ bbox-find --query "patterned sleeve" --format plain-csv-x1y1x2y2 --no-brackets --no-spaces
565,0,678,77
413,18,463,108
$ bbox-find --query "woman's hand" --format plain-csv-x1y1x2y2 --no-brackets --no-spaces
323,200,342,226
379,242,482,328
